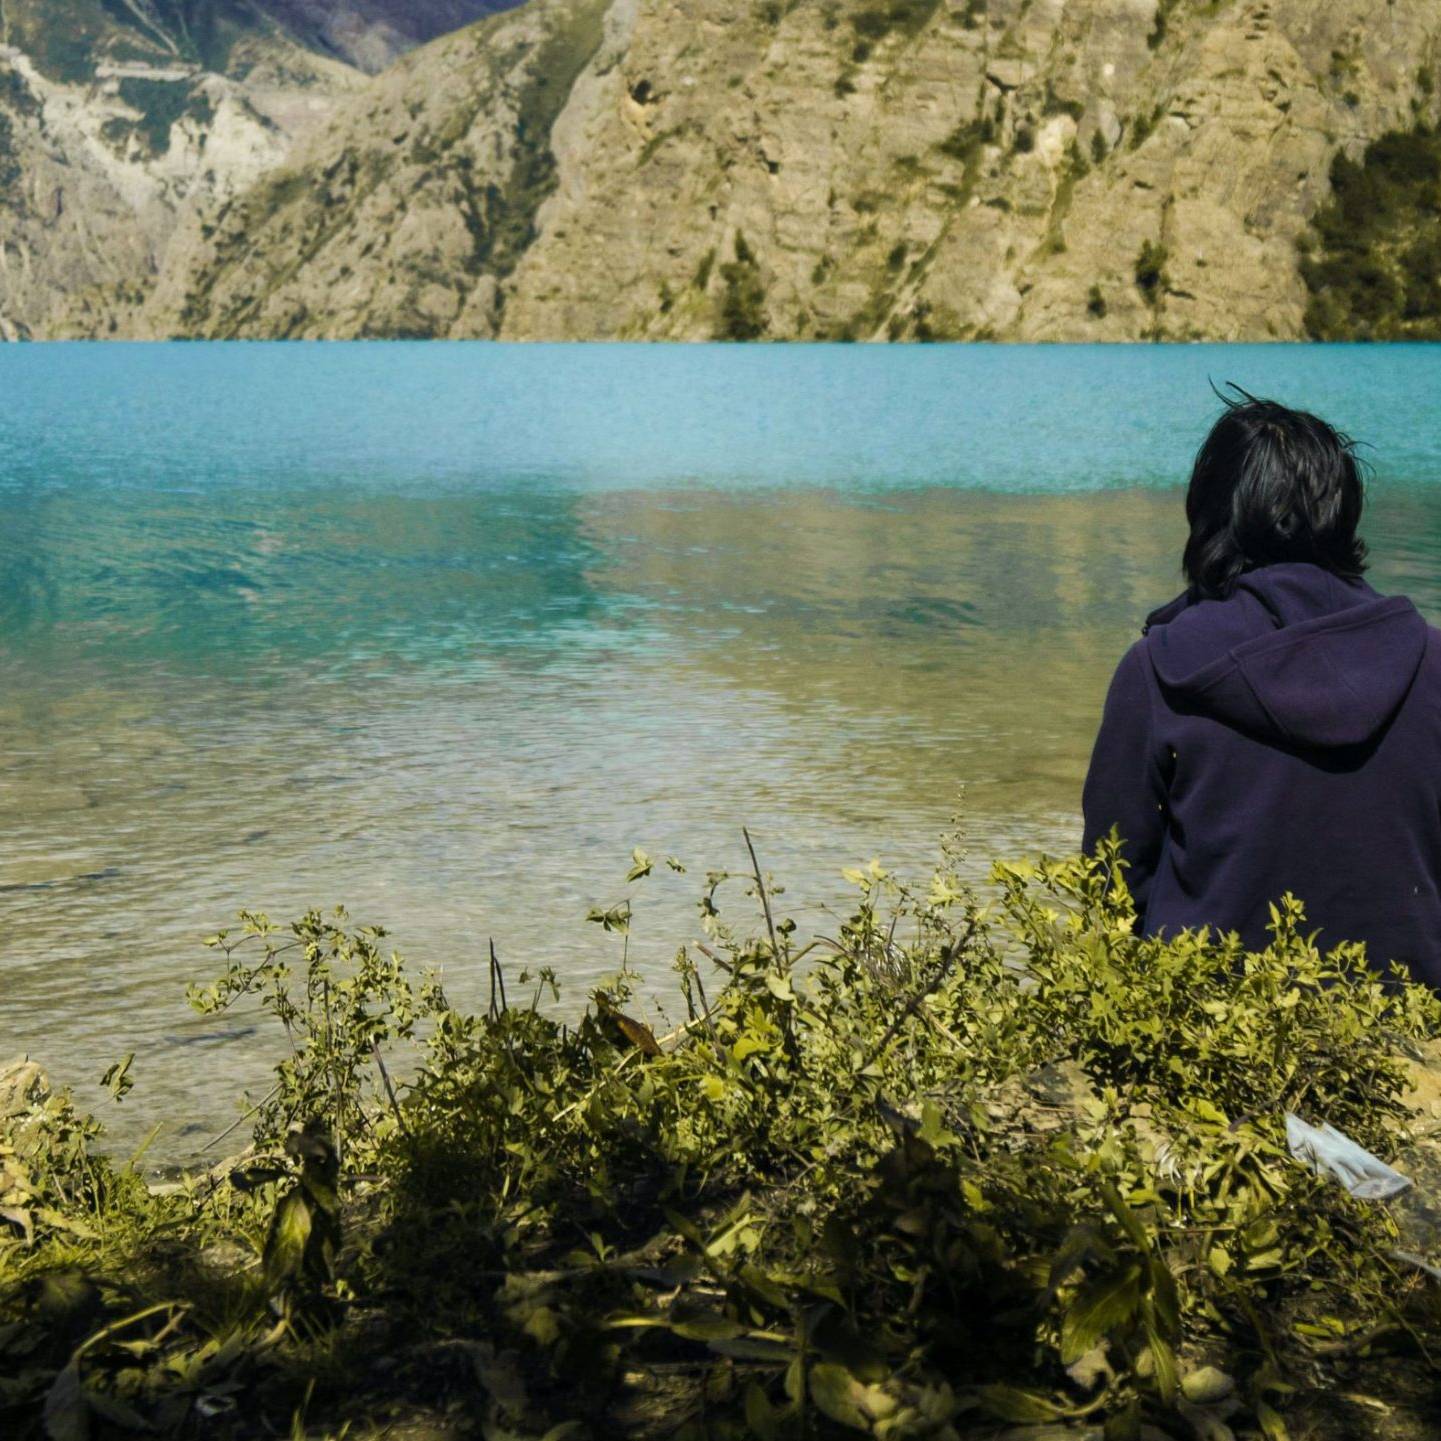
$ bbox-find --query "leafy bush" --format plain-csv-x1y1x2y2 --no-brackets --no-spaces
1129,103,1164,151
937,116,995,162
850,0,942,46
1135,239,1169,303
1148,0,1178,50
718,233,768,341
1302,122,1441,339
4,835,1441,1438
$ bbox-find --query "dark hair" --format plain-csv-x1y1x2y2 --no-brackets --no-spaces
1183,384,1368,598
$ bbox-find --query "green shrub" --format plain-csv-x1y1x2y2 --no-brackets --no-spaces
1148,0,1178,50
1302,121,1441,338
1135,238,1169,301
1130,102,1165,149
716,232,768,340
5,836,1441,1438
937,114,995,160
849,0,941,47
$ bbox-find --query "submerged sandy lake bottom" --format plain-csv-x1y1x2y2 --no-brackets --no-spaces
6,342,1441,1153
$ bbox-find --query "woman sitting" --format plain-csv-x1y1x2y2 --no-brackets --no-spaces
1082,386,1441,987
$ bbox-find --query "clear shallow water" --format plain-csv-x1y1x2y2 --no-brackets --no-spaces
6,342,1441,1154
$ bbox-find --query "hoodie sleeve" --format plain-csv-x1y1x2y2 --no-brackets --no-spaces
1082,640,1169,925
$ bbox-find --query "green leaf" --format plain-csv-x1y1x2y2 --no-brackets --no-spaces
523,1306,561,1347
42,1361,87,1441
585,902,632,934
670,1312,745,1342
261,1187,313,1289
764,973,795,1002
100,1054,134,1103
1256,1401,1291,1441
626,849,653,883
783,1356,804,1405
1099,1180,1149,1252
1060,1263,1142,1363
83,1389,151,1431
1147,1256,1180,1335
977,1384,1065,1422
809,1363,869,1431
745,1382,780,1441
709,1336,794,1362
917,1100,958,1150
1142,1317,1179,1406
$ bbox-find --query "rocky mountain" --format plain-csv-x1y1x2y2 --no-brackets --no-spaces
16,0,1441,340
0,0,518,338
247,1,525,74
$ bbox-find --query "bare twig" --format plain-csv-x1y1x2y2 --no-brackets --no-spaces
371,1039,411,1139
743,826,780,959
490,939,509,1014
695,942,735,973
691,967,724,1059
202,1082,281,1152
858,919,977,1073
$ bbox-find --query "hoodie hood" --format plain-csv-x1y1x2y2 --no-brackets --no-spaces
1142,563,1427,748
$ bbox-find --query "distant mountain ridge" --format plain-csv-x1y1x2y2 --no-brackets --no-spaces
240,1,525,74
0,0,522,337
0,0,522,78
10,0,1441,341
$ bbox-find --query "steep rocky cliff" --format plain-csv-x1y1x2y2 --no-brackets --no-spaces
128,0,609,338
0,0,517,337
21,0,1441,340
500,0,1441,342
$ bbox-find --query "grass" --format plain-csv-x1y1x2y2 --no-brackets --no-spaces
5,834,1441,1438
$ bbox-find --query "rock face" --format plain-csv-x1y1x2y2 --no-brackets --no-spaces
0,0,517,337
135,0,611,338
15,0,1441,340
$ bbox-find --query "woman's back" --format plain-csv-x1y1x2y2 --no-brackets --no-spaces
1081,388,1441,988
1083,561,1441,984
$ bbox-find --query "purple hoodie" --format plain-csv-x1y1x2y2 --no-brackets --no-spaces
1082,561,1441,987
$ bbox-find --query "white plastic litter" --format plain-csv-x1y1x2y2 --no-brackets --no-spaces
1284,1113,1412,1200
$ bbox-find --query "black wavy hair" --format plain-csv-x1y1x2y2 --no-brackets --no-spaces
1183,383,1369,599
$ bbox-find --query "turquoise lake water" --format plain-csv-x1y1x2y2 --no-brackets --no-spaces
7,342,1441,1151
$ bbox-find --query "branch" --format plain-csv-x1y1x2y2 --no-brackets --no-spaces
743,826,780,959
